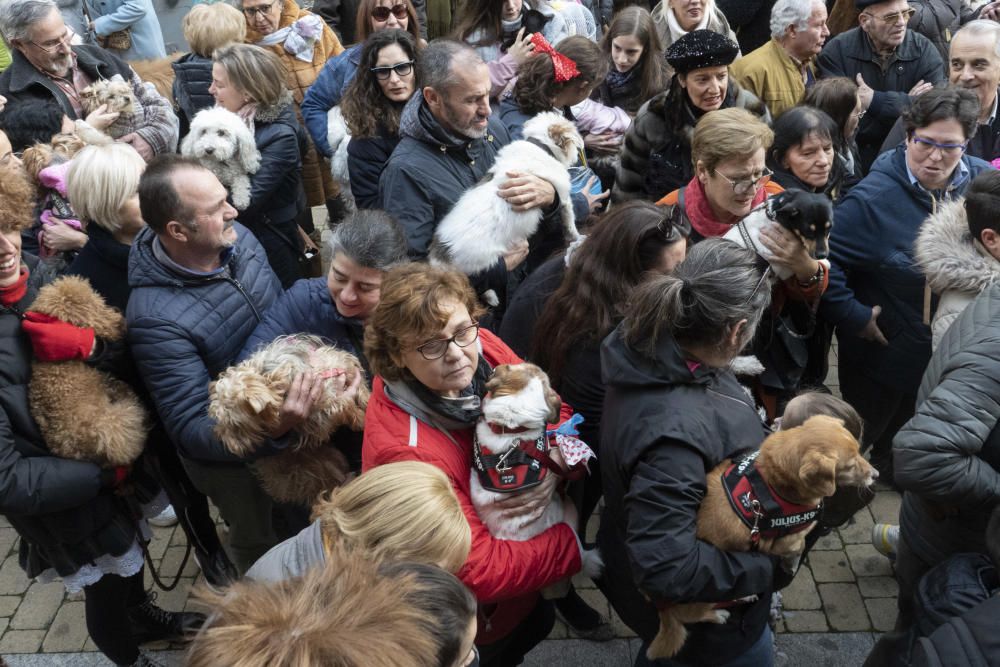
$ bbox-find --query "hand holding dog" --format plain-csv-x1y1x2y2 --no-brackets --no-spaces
582,176,610,213
41,220,88,253
84,103,119,130
499,171,556,211
859,305,889,346
493,466,559,523
507,28,537,66
503,240,530,271
758,223,819,282
268,372,327,439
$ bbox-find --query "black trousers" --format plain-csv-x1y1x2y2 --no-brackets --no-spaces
84,567,147,666
838,365,916,459
478,598,555,667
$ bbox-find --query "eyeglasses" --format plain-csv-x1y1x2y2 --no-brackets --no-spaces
29,26,74,53
371,60,414,80
909,133,968,157
416,323,480,360
862,8,915,25
242,0,278,19
714,167,773,196
371,4,408,22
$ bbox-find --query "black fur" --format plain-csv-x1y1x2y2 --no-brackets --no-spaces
767,190,834,260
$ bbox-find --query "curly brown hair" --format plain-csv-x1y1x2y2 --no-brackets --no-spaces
513,36,608,116
342,30,420,139
0,160,38,234
364,263,485,382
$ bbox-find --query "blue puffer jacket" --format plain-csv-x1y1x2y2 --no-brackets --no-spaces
819,146,991,393
125,224,282,463
301,44,362,158
172,53,215,133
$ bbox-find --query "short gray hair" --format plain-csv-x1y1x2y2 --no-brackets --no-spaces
418,39,483,93
954,19,1000,59
770,0,817,40
326,210,409,271
0,0,58,44
623,237,771,356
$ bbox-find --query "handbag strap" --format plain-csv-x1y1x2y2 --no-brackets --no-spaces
258,216,307,260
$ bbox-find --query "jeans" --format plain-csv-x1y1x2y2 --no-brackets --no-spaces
635,625,774,667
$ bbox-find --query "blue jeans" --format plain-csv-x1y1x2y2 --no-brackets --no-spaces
635,624,774,667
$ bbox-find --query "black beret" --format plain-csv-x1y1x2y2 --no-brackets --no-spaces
665,29,740,75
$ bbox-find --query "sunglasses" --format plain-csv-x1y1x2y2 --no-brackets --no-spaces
371,4,408,22
371,60,414,80
862,7,915,24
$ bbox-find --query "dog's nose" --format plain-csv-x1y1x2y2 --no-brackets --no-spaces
204,147,214,154
815,248,829,260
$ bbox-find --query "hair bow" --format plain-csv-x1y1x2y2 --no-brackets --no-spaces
529,32,579,83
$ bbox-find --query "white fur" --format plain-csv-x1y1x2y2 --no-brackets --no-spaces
723,203,831,281
180,107,261,210
326,106,356,212
430,111,583,286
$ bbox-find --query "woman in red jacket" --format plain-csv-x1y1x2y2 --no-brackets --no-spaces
362,263,583,667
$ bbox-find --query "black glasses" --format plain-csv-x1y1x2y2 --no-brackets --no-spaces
416,323,480,360
714,167,773,196
371,60,414,80
371,3,408,21
242,0,278,18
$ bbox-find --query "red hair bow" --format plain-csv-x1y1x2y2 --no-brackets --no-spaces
529,32,579,83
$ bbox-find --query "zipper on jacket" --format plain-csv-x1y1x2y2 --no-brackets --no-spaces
224,277,262,322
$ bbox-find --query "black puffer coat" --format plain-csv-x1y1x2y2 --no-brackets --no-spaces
912,593,1000,667
171,53,215,136
597,324,775,663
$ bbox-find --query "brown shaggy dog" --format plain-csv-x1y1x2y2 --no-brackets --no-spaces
129,53,182,102
209,334,369,506
649,415,877,659
28,276,147,467
0,159,37,233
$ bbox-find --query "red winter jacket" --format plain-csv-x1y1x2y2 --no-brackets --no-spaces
361,329,583,643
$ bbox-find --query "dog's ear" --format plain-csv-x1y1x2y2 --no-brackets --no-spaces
235,123,262,173
485,365,510,395
238,375,277,415
542,378,562,424
548,121,580,159
798,449,838,498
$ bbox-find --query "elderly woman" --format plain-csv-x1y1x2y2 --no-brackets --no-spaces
599,238,777,666
242,0,344,213
820,85,991,487
172,3,247,138
651,0,738,55
210,44,309,288
302,0,423,159
362,263,584,667
769,105,847,199
613,29,766,203
803,76,864,186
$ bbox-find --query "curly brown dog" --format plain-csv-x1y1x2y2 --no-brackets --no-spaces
648,415,878,660
28,276,147,467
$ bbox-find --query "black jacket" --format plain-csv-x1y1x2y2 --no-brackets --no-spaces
171,53,215,135
125,225,282,463
912,591,1000,667
817,27,946,171
347,129,400,210
716,0,775,53
66,224,131,312
597,325,775,662
244,94,309,230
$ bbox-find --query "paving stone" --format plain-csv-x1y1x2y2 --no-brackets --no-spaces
784,610,829,633
576,587,612,620
169,525,189,547
818,583,871,631
0,629,46,653
0,594,22,617
159,546,200,579
838,507,875,545
846,544,894,578
11,582,64,630
522,639,634,666
774,618,786,633
146,528,173,561
812,531,842,550
147,576,196,614
571,572,597,590
0,516,10,529
869,492,902,525
775,632,876,667
41,602,88,653
782,565,821,610
865,598,898,632
608,606,636,638
807,551,855,583
0,556,31,595
857,576,898,599
0,529,19,558
547,618,569,639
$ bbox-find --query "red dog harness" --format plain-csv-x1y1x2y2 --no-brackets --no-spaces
473,423,586,493
720,451,822,550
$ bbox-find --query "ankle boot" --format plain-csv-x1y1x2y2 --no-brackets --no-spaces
128,592,206,644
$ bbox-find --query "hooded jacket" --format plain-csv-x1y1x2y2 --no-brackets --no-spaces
245,518,326,583
819,145,990,393
914,198,1000,349
597,325,774,662
171,53,215,134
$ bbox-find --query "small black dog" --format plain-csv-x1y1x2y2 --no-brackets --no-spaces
724,190,833,279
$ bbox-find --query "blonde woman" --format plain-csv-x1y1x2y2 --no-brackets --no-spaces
650,0,739,56
246,461,472,582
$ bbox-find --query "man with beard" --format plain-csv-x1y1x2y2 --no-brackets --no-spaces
817,0,944,171
881,20,1000,162
126,156,318,573
0,0,176,160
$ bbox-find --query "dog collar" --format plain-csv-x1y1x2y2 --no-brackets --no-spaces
721,451,822,550
473,431,549,492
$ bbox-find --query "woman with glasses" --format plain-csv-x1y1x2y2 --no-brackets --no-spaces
362,263,587,667
302,0,423,161
241,0,344,218
341,30,419,210
820,85,990,488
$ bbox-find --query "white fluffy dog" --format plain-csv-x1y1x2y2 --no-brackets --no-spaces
326,106,355,212
181,107,261,210
430,111,583,297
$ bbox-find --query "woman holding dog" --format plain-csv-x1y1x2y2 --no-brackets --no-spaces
362,263,586,667
599,238,778,667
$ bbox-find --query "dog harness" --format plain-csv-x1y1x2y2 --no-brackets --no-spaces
720,451,822,550
472,418,589,493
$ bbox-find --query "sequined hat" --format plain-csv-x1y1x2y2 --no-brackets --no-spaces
665,29,740,75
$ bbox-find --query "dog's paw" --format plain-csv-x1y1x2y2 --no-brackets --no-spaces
482,289,500,307
711,609,731,624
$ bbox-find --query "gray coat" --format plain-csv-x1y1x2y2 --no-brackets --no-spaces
245,519,326,582
893,282,1000,567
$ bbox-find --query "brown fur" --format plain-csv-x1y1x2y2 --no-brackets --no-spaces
21,134,86,192
81,79,135,118
28,277,147,467
252,446,351,507
828,0,861,37
648,416,876,659
486,363,562,424
0,160,37,234
129,54,182,102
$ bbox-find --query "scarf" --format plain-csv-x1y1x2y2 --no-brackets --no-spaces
235,102,259,135
682,175,770,239
256,14,324,63
0,267,28,307
664,3,711,45
605,66,637,103
401,355,493,426
500,15,523,51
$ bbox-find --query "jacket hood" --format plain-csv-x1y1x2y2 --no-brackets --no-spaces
255,89,295,124
915,197,1000,295
244,519,326,583
600,324,719,391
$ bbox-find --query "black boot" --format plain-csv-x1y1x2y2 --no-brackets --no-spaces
554,586,615,641
128,593,206,644
194,548,238,588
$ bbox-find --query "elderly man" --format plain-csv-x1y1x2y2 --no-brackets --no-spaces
880,20,1000,161
818,0,945,170
0,0,177,159
731,0,830,118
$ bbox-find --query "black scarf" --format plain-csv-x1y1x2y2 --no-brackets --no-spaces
402,355,494,426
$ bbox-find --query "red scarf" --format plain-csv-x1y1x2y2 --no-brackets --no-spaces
0,268,28,307
682,176,770,239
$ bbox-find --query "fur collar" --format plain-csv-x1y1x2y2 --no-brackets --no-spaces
254,89,295,123
915,198,1000,295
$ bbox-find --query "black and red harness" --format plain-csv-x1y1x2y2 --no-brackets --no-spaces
473,423,586,493
721,451,822,550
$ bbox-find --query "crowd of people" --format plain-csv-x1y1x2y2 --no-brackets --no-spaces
1,0,1000,665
